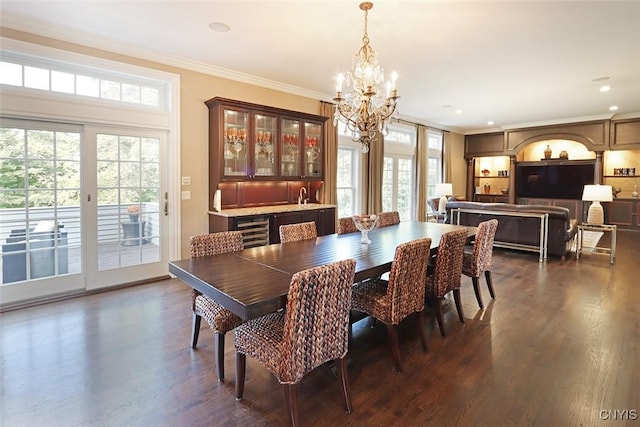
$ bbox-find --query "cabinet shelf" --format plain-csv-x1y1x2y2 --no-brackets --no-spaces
603,175,638,178
474,176,509,179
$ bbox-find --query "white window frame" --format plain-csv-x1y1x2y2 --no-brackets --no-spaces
427,129,444,202
383,122,416,220
337,120,364,218
0,37,181,267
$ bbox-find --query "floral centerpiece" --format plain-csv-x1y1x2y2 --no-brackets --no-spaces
352,214,378,244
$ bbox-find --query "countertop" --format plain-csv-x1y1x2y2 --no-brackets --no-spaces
208,203,336,218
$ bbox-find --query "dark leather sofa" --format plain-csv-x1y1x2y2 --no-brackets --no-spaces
445,201,578,260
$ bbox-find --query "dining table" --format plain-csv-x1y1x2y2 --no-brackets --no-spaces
169,221,476,320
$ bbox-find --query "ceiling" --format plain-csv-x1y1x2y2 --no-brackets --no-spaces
2,0,640,134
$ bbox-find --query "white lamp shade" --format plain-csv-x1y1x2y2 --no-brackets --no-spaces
582,185,613,202
435,183,453,197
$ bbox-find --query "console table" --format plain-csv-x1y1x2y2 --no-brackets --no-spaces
576,223,616,264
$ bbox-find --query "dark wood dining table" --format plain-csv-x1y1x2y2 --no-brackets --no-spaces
169,221,476,320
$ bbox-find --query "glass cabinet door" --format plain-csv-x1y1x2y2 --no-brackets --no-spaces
280,118,301,178
303,122,322,178
253,113,277,178
223,109,249,177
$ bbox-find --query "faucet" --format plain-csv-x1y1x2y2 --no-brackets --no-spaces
298,187,307,205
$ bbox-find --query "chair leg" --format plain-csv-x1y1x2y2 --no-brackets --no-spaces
434,298,446,337
416,310,428,351
386,323,403,372
335,357,352,413
453,289,465,323
214,331,225,382
472,276,484,309
485,270,496,299
282,384,300,427
191,313,201,348
235,352,246,400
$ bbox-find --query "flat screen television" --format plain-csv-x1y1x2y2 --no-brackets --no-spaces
516,162,595,200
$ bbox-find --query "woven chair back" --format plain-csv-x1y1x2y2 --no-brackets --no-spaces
386,238,431,324
279,221,317,243
431,229,467,297
280,259,356,383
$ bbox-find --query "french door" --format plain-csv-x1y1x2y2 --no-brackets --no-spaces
0,118,169,305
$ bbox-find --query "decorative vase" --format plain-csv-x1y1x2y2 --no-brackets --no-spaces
129,214,139,222
353,214,378,244
632,185,639,199
484,184,491,194
559,150,569,159
544,145,552,159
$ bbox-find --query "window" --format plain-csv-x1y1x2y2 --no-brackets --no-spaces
337,148,357,217
1,53,166,109
336,120,362,217
427,129,444,201
382,123,416,220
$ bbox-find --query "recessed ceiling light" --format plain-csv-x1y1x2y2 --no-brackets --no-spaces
600,85,611,92
441,104,451,108
455,109,463,114
593,76,610,82
487,121,494,126
609,105,619,111
209,22,230,32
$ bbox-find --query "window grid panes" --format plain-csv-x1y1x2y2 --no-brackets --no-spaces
427,130,444,201
337,148,356,217
0,124,82,283
0,57,165,109
382,123,416,220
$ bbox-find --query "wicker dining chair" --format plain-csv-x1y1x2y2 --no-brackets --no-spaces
279,221,317,243
351,238,432,372
338,217,358,234
462,219,498,309
235,259,357,427
376,211,400,228
189,231,244,381
425,229,468,337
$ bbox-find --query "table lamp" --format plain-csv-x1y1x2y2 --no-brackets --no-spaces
582,184,612,225
435,183,453,213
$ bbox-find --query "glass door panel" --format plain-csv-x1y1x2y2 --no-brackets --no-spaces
304,122,322,178
223,109,249,177
280,118,300,177
0,119,83,303
96,133,161,271
253,113,276,177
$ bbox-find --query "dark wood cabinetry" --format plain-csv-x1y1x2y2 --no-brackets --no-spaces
206,97,326,182
270,207,335,244
209,206,336,246
464,132,505,158
604,199,640,229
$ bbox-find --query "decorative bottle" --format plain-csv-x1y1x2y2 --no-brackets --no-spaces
632,184,639,199
544,145,552,159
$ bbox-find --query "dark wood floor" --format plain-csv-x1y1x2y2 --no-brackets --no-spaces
2,231,639,426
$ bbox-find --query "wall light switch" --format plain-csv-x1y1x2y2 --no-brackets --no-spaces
181,191,191,200
181,176,191,185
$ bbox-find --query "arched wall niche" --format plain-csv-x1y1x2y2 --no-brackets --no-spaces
517,138,596,162
505,120,609,154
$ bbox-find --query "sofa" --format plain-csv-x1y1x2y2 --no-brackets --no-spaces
445,201,578,260
2,223,69,283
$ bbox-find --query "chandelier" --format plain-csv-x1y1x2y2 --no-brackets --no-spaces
333,1,400,153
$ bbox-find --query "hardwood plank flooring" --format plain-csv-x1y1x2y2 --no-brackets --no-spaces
2,231,639,426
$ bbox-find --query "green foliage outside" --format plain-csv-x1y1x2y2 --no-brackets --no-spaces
0,127,160,209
